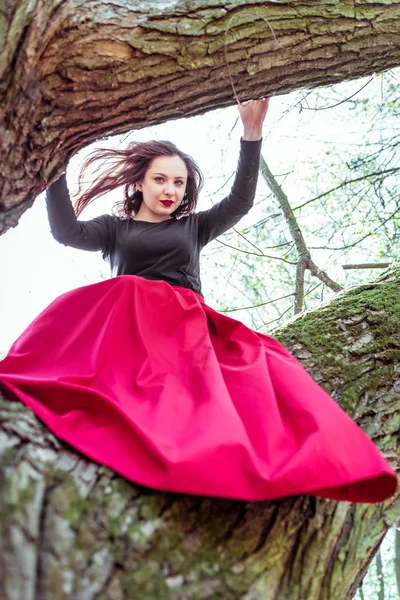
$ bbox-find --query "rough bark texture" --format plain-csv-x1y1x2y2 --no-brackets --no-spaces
1,0,400,233
1,266,399,600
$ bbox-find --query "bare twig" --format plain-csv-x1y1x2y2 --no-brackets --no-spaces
342,263,390,270
263,281,323,329
294,166,400,212
260,155,343,313
215,238,297,264
310,204,400,250
296,78,373,111
263,305,292,328
221,292,295,313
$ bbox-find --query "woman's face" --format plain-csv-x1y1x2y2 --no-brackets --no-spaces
136,155,188,222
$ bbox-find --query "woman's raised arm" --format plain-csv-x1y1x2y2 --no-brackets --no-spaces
197,99,269,247
46,173,114,254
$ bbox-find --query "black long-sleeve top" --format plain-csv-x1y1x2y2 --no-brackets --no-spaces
46,139,262,296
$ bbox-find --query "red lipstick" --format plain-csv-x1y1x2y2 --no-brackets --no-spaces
161,201,173,207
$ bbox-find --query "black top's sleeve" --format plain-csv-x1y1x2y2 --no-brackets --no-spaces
196,138,262,248
45,173,114,255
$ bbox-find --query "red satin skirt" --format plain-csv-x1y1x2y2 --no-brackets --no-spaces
0,275,396,502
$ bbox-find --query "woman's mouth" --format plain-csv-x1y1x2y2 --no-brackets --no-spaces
160,201,173,207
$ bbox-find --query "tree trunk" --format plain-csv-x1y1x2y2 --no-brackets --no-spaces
1,266,399,600
1,0,400,233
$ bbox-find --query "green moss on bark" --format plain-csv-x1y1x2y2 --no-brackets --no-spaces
275,267,400,416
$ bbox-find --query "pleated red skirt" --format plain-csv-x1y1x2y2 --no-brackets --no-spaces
0,275,396,502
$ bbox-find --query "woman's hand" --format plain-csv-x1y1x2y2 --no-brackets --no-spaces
238,98,270,141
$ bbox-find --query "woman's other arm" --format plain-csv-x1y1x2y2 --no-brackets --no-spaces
46,173,113,253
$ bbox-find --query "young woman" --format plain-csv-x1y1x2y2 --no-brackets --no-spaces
0,100,396,503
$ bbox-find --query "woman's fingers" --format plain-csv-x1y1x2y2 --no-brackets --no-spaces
238,98,270,127
238,98,270,140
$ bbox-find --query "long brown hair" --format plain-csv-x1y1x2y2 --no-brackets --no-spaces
72,140,204,218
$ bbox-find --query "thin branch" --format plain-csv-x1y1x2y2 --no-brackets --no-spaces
369,72,385,122
308,259,342,292
221,292,295,313
207,172,290,258
310,204,400,250
264,281,323,329
241,212,282,233
263,305,292,328
260,156,309,260
215,238,297,264
207,171,235,195
260,156,343,313
232,224,276,255
342,263,390,270
293,166,400,212
296,78,373,111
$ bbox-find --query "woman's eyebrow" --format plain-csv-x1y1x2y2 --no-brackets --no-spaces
152,172,187,179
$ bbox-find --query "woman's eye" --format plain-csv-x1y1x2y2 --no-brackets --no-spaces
176,181,184,186
155,177,164,182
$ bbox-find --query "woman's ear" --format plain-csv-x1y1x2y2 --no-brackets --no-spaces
136,182,143,192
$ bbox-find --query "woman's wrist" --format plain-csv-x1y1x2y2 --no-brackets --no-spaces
242,127,263,141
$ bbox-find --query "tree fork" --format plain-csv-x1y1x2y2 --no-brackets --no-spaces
259,155,343,313
1,265,399,600
1,0,400,234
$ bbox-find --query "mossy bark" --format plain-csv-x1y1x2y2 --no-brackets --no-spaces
1,266,399,600
1,0,400,233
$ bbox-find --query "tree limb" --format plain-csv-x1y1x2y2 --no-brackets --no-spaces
260,155,343,312
2,0,400,233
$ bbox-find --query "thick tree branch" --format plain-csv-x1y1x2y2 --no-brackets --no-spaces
1,0,400,233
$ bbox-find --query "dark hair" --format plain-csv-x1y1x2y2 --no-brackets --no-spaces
72,140,204,218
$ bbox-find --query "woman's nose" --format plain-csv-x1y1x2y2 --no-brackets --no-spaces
164,182,175,195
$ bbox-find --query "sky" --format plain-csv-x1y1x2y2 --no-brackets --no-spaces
0,74,392,355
